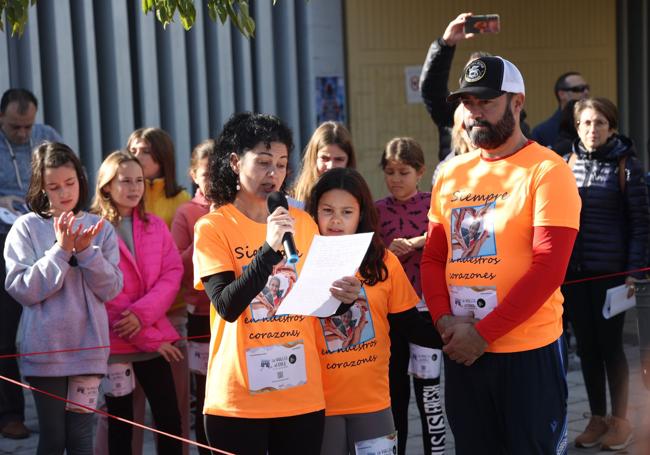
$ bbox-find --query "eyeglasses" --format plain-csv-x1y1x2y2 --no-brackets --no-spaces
577,119,609,129
560,84,590,93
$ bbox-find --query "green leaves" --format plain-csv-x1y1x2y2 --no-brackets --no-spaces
142,0,256,37
1,0,264,38
1,0,33,36
206,0,255,38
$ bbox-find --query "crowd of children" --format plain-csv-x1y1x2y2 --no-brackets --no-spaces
2,112,448,454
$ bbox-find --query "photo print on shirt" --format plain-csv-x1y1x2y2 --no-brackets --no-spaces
450,202,497,260
249,259,298,321
320,288,376,353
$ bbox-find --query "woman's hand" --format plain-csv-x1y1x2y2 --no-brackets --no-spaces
158,342,184,362
74,218,105,253
625,276,636,299
330,275,362,304
266,207,295,252
54,211,81,252
388,238,415,257
113,310,142,339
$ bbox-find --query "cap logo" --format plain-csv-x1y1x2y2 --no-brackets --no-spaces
465,60,486,83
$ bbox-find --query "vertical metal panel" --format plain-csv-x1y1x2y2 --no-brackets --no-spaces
8,7,44,124
156,21,191,188
295,0,312,152
37,0,79,152
1,0,341,191
69,0,103,189
252,0,277,114
133,4,161,128
231,26,254,113
0,32,10,91
185,1,210,147
204,14,236,135
94,0,134,151
272,2,301,172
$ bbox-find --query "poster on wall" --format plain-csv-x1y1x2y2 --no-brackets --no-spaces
316,76,346,124
404,66,423,104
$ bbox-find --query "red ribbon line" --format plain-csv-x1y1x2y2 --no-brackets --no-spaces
562,267,650,285
3,266,650,361
0,334,210,360
0,374,234,455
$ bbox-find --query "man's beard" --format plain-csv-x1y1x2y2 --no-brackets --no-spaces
466,104,515,149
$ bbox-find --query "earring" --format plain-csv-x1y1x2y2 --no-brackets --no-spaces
235,175,241,191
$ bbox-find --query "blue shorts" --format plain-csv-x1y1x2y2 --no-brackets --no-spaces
444,337,568,455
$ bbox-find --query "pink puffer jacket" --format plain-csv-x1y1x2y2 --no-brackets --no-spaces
106,210,183,354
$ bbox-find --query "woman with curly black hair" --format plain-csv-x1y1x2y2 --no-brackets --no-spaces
193,112,361,455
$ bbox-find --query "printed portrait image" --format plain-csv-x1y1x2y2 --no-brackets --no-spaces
249,259,298,321
320,290,375,352
450,202,497,260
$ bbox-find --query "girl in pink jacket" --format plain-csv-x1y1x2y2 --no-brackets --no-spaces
91,150,183,455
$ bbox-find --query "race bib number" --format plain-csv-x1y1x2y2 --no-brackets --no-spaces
188,341,209,375
102,362,135,397
407,344,442,379
66,375,101,413
449,285,497,320
245,340,307,394
354,431,398,455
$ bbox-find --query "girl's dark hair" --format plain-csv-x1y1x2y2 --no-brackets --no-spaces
380,137,425,171
305,167,388,286
126,127,185,198
207,112,294,207
26,142,88,218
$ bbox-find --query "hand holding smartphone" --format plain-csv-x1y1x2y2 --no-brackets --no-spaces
464,14,500,34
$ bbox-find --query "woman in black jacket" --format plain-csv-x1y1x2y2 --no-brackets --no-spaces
563,97,649,451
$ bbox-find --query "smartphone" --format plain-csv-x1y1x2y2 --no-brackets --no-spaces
464,14,500,34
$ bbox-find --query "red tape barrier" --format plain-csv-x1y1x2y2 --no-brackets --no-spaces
0,334,210,360
1,266,649,452
2,267,650,361
0,374,234,455
562,266,650,285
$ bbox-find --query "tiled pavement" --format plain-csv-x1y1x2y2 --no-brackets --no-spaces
3,313,649,454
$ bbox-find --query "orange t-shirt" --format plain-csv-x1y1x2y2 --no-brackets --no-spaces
193,204,325,418
428,142,581,353
317,251,418,415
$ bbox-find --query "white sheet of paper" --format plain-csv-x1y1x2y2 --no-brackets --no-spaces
602,284,636,319
276,233,373,317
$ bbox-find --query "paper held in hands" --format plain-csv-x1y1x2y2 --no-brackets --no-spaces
276,232,373,317
602,284,636,319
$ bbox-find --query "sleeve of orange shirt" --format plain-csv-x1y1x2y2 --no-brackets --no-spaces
474,225,577,344
421,221,451,325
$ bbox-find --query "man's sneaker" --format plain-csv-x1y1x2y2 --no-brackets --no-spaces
601,416,633,451
1,421,30,439
575,415,608,448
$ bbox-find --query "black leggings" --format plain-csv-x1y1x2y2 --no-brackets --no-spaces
204,409,325,455
389,327,445,455
187,313,210,455
105,356,182,455
562,273,629,418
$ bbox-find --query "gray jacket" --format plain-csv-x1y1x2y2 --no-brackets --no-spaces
4,212,123,377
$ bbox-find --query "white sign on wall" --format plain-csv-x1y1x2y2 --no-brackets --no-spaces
404,66,423,104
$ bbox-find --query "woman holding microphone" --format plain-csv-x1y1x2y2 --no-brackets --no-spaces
192,112,360,455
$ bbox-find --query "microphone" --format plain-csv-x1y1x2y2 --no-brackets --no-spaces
267,192,299,264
